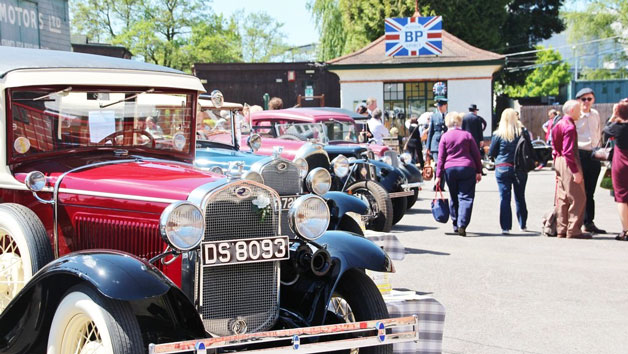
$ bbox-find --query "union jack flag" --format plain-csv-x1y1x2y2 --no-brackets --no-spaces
385,17,443,57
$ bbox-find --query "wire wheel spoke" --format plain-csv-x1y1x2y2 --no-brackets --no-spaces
73,320,104,354
0,231,24,312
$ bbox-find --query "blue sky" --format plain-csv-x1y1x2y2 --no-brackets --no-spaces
211,0,582,48
211,0,319,47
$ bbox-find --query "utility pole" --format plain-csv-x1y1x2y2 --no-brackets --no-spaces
573,45,578,82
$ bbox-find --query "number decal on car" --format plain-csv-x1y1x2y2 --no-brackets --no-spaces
280,195,298,210
202,236,289,266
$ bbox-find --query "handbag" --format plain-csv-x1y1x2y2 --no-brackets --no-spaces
591,141,612,161
431,187,449,223
422,155,434,181
599,166,613,190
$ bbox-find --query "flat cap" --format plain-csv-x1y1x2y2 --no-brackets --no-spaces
576,87,594,98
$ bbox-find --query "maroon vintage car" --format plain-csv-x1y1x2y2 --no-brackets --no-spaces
0,47,417,353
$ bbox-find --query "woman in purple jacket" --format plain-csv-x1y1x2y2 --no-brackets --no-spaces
435,112,483,236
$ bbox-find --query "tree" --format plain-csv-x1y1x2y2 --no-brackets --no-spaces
71,0,242,71
563,0,628,80
307,0,347,61
503,46,571,97
237,11,289,62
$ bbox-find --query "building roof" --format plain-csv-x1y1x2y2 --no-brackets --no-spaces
328,31,504,69
0,46,182,78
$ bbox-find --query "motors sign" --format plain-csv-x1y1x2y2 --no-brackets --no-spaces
385,16,443,57
0,0,70,51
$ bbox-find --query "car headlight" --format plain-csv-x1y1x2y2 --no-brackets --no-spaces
248,134,262,152
159,202,204,251
306,167,332,195
243,170,264,184
288,195,330,240
380,155,393,166
294,158,309,179
400,152,412,164
331,155,350,178
210,166,224,175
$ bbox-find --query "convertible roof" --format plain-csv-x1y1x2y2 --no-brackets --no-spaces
0,46,182,78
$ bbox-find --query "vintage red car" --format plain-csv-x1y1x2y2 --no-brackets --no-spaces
0,47,417,353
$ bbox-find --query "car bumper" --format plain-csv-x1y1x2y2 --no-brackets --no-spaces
149,315,419,353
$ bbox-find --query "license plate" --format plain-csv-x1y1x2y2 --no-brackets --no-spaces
280,195,298,210
201,236,289,267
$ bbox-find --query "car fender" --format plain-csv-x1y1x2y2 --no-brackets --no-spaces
400,162,422,184
370,160,405,192
280,231,393,326
0,251,205,353
322,192,368,230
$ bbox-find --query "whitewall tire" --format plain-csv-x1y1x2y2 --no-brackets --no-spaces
47,285,143,354
0,203,52,311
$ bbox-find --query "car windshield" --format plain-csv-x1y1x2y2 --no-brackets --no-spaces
321,121,358,143
9,88,195,159
196,107,246,147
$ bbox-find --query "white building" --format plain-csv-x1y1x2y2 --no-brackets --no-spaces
327,31,504,136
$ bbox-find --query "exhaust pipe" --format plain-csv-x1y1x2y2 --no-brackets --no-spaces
310,248,332,277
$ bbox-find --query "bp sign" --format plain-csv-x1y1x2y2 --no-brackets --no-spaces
0,0,70,51
385,16,443,57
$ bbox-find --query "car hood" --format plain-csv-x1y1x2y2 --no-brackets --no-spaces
16,159,222,202
240,136,305,161
323,145,367,159
195,147,261,170
328,142,388,156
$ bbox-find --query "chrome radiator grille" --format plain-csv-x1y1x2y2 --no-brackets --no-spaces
200,181,281,336
260,159,301,195
306,152,330,171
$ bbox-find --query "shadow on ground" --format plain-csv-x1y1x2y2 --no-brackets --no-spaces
404,247,450,256
404,208,431,215
393,224,439,232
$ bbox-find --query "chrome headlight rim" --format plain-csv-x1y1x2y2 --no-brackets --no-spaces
159,201,204,251
400,152,412,164
294,157,309,179
331,155,350,178
306,167,332,195
248,134,262,152
243,170,264,184
288,195,330,240
380,155,393,166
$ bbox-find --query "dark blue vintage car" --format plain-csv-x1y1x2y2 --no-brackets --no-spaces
194,98,369,236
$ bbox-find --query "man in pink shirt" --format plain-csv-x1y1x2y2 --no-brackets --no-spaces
551,100,591,239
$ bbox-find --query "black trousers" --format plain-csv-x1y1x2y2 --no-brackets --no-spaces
578,149,601,225
406,144,424,169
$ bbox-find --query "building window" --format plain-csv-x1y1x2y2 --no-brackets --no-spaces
383,81,446,134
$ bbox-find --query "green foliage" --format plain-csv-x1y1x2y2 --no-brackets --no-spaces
71,0,242,71
563,0,628,80
307,0,347,61
503,46,571,97
237,12,289,62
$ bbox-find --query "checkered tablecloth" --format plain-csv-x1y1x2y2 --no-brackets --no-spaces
365,231,405,260
384,291,446,354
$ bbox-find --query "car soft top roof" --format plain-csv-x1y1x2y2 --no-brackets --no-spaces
301,107,366,120
0,46,182,78
251,108,354,123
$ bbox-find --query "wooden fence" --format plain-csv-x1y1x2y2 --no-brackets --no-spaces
520,103,615,140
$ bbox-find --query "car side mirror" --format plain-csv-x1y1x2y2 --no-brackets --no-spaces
24,171,54,204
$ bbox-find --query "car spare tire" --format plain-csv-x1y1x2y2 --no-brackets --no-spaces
346,181,393,232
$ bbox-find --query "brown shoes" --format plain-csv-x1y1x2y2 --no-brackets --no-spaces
567,233,593,239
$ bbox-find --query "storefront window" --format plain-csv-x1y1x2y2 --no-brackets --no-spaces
383,81,445,134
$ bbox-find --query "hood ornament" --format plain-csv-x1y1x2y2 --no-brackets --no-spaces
272,146,284,159
226,161,245,180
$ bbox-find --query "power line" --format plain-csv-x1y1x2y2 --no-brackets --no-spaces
505,47,627,72
503,36,621,57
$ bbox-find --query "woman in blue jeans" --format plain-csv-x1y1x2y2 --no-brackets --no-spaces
489,108,529,234
435,112,483,236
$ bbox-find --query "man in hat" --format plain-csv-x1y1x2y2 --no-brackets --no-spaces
462,104,485,153
427,97,448,189
575,87,606,234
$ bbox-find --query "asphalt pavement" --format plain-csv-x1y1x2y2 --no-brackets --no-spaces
389,168,628,354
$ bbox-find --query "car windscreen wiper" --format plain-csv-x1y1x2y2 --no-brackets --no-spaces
99,88,155,108
31,86,73,101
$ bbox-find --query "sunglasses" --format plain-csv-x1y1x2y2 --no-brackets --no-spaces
580,97,593,102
